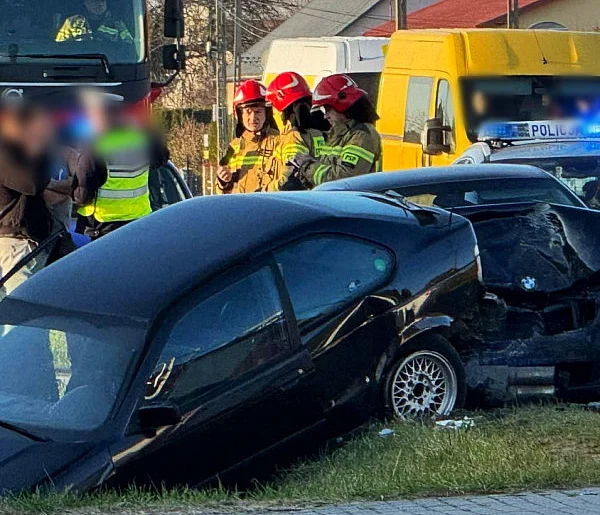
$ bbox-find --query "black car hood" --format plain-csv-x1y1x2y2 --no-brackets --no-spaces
0,428,93,493
457,202,600,294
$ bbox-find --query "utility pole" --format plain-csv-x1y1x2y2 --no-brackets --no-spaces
507,0,519,29
214,0,229,157
395,0,407,30
233,0,242,86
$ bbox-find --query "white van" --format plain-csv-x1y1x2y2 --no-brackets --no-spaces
262,36,389,104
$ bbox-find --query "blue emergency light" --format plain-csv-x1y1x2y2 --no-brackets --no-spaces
478,120,600,142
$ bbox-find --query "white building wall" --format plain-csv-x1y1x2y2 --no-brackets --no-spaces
519,0,600,31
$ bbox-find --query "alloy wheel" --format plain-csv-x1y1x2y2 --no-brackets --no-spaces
390,350,458,419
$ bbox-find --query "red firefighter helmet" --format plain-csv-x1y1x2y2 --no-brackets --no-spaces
233,80,267,109
312,74,366,112
266,72,312,112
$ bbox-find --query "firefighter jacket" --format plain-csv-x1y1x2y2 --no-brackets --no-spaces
265,122,324,192
299,120,381,187
216,128,279,194
78,127,152,223
56,12,133,42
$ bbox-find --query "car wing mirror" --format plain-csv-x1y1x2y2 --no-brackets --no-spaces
422,118,452,156
164,0,185,38
138,404,181,429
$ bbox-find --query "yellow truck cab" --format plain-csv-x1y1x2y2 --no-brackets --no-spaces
262,36,389,105
377,29,600,171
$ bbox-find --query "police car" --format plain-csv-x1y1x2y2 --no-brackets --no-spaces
455,120,600,208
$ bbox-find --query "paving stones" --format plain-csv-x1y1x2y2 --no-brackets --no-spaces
269,488,600,515
64,489,600,515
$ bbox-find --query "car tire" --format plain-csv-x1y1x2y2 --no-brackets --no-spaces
385,334,466,419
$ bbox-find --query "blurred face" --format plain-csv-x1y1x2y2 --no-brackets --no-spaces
0,108,53,159
85,0,107,16
322,105,348,126
21,110,54,158
471,91,488,117
0,112,23,145
240,105,266,133
86,103,108,134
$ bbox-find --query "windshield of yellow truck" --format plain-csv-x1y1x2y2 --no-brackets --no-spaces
462,76,600,142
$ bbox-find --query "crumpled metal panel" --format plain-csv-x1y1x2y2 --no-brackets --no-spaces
468,203,600,294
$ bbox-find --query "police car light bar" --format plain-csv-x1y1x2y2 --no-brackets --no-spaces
478,120,600,142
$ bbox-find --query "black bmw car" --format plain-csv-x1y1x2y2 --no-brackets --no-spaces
0,191,480,493
317,165,600,406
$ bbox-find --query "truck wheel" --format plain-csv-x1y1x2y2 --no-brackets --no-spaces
385,335,466,419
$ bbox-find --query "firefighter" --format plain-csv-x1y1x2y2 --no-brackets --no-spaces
286,74,381,188
264,72,324,191
55,0,133,43
215,80,279,194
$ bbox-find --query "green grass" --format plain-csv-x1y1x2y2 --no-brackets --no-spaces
48,331,70,371
48,330,71,398
257,405,600,501
3,405,600,513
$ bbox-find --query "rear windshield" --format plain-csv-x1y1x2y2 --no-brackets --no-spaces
389,177,580,209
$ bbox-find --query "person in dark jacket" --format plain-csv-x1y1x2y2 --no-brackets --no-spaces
0,100,54,297
44,146,95,260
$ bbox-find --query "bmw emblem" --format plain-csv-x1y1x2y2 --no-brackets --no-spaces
521,277,537,291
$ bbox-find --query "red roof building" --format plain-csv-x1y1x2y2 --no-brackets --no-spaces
365,0,548,36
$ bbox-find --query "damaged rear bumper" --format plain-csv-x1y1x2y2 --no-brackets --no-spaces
465,295,600,406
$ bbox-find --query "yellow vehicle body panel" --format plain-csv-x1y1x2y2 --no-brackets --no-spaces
377,29,600,171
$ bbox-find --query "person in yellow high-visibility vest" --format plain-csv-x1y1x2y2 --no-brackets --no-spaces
74,92,166,240
55,0,133,43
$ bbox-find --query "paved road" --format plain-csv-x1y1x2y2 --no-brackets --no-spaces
270,488,600,515
66,489,600,515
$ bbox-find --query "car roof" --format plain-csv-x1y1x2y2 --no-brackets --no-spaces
315,164,552,192
9,192,429,323
489,140,600,161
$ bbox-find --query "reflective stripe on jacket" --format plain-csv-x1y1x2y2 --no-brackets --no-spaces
56,14,132,42
300,120,381,187
265,122,324,192
216,128,279,194
78,128,152,223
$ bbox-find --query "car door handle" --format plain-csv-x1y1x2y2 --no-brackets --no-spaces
279,368,306,392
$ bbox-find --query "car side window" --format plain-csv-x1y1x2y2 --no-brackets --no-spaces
274,236,394,329
146,266,290,404
404,76,434,144
149,165,187,211
436,79,455,152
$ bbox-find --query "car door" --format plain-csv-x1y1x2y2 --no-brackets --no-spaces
114,261,321,487
273,234,397,416
403,76,434,169
430,78,457,167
